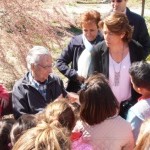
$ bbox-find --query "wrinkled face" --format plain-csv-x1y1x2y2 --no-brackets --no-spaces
103,24,124,47
111,0,127,12
82,22,99,42
31,54,53,82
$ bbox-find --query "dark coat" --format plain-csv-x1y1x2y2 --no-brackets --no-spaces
56,33,104,93
126,8,150,57
88,40,144,103
12,72,67,119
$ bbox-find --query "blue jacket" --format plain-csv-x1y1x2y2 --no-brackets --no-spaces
56,33,104,92
12,72,67,119
127,99,150,141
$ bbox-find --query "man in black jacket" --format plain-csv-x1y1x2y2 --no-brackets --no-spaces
12,46,75,119
110,0,150,57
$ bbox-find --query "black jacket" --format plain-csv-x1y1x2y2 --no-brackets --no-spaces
56,33,104,92
12,73,67,119
126,8,150,57
88,40,144,103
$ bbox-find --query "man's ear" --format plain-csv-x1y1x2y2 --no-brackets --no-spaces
137,87,142,94
31,64,35,70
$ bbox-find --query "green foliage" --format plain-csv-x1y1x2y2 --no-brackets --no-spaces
65,25,82,35
146,54,150,62
145,16,150,34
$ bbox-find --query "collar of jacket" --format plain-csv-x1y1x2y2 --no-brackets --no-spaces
22,72,57,86
73,33,104,46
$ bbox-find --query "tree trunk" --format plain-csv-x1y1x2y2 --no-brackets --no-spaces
141,0,145,16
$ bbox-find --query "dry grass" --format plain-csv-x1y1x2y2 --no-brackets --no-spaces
0,0,76,89
0,0,150,90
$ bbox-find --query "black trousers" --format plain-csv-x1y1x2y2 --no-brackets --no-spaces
119,98,137,119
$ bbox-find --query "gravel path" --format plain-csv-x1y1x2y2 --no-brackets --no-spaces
65,3,150,17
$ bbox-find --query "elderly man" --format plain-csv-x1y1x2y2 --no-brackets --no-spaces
110,0,150,57
12,46,69,119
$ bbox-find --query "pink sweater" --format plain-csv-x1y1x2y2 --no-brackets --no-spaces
73,116,134,150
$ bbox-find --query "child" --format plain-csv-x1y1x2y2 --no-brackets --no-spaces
73,73,134,149
12,120,71,150
44,99,76,131
0,118,16,150
13,99,75,150
135,119,150,149
127,61,150,141
10,114,38,146
0,84,10,117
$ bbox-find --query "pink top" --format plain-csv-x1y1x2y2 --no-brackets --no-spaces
72,134,93,150
0,84,9,115
73,116,134,150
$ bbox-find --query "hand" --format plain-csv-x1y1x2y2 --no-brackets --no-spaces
0,98,9,109
76,75,85,83
67,92,79,104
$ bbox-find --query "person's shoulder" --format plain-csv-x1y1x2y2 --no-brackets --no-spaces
129,99,150,119
49,73,63,82
101,116,132,132
94,40,105,47
129,99,150,112
129,39,143,48
137,99,150,105
13,73,29,87
97,32,104,41
114,116,132,128
12,77,26,93
71,34,83,45
126,7,145,21
93,40,106,52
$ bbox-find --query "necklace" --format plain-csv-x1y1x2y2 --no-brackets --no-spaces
113,62,122,86
111,44,125,86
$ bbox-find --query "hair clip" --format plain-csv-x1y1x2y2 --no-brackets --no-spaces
81,83,88,91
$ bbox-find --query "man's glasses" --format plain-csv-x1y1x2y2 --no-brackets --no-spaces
37,63,54,69
111,0,122,3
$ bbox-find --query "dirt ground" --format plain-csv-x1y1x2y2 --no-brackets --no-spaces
0,0,150,89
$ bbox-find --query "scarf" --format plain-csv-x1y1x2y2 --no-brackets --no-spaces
77,34,93,78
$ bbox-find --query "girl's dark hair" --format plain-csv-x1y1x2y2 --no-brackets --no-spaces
0,118,15,150
79,73,119,125
129,61,150,90
10,114,37,146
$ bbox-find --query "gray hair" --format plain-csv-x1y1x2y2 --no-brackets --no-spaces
26,46,51,70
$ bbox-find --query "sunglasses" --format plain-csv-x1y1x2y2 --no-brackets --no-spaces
111,0,122,2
